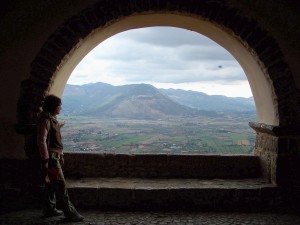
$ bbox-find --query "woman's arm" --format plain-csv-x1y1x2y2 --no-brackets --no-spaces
37,118,50,161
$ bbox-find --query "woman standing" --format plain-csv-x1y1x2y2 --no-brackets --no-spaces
37,95,84,222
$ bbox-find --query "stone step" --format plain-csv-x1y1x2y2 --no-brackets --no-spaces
1,177,286,213
66,177,281,211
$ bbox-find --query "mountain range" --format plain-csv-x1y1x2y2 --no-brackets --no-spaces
61,82,255,119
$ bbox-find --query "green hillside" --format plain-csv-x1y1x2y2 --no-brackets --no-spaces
62,83,218,119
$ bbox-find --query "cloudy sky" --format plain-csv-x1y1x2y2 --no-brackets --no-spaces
67,27,252,97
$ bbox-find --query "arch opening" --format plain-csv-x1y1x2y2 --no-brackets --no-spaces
49,13,278,126
62,26,257,155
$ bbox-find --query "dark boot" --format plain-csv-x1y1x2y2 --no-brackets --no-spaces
43,208,63,217
65,210,84,222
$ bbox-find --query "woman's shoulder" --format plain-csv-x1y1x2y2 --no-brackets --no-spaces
38,112,53,124
38,112,50,119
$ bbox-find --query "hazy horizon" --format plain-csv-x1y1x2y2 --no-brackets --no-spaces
65,81,253,98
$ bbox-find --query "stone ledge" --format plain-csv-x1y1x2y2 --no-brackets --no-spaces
65,177,296,212
65,177,281,211
1,178,282,213
66,177,274,189
249,122,300,136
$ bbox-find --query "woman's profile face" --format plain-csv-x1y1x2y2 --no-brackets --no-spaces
51,104,62,115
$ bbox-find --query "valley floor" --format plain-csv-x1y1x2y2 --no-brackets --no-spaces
60,116,256,155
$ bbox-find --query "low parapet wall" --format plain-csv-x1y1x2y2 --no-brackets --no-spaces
63,153,261,179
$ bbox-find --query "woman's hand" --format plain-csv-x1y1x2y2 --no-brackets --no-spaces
59,154,64,166
45,175,51,184
41,160,50,184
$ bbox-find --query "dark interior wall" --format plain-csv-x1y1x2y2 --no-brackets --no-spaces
0,0,96,158
229,0,300,89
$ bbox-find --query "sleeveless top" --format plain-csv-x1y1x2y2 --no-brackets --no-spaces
37,112,63,159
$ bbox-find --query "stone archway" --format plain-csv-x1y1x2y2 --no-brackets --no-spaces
17,0,300,184
49,14,277,126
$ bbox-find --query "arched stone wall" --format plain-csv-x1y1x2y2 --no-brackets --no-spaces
16,0,300,184
17,0,298,126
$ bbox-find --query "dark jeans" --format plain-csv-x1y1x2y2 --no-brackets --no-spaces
44,152,78,217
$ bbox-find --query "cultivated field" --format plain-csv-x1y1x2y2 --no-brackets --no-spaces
60,115,256,155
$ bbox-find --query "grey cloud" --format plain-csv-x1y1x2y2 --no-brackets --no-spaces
179,46,235,61
116,27,217,47
92,44,143,61
74,75,88,78
94,30,235,66
106,59,246,84
78,27,247,87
